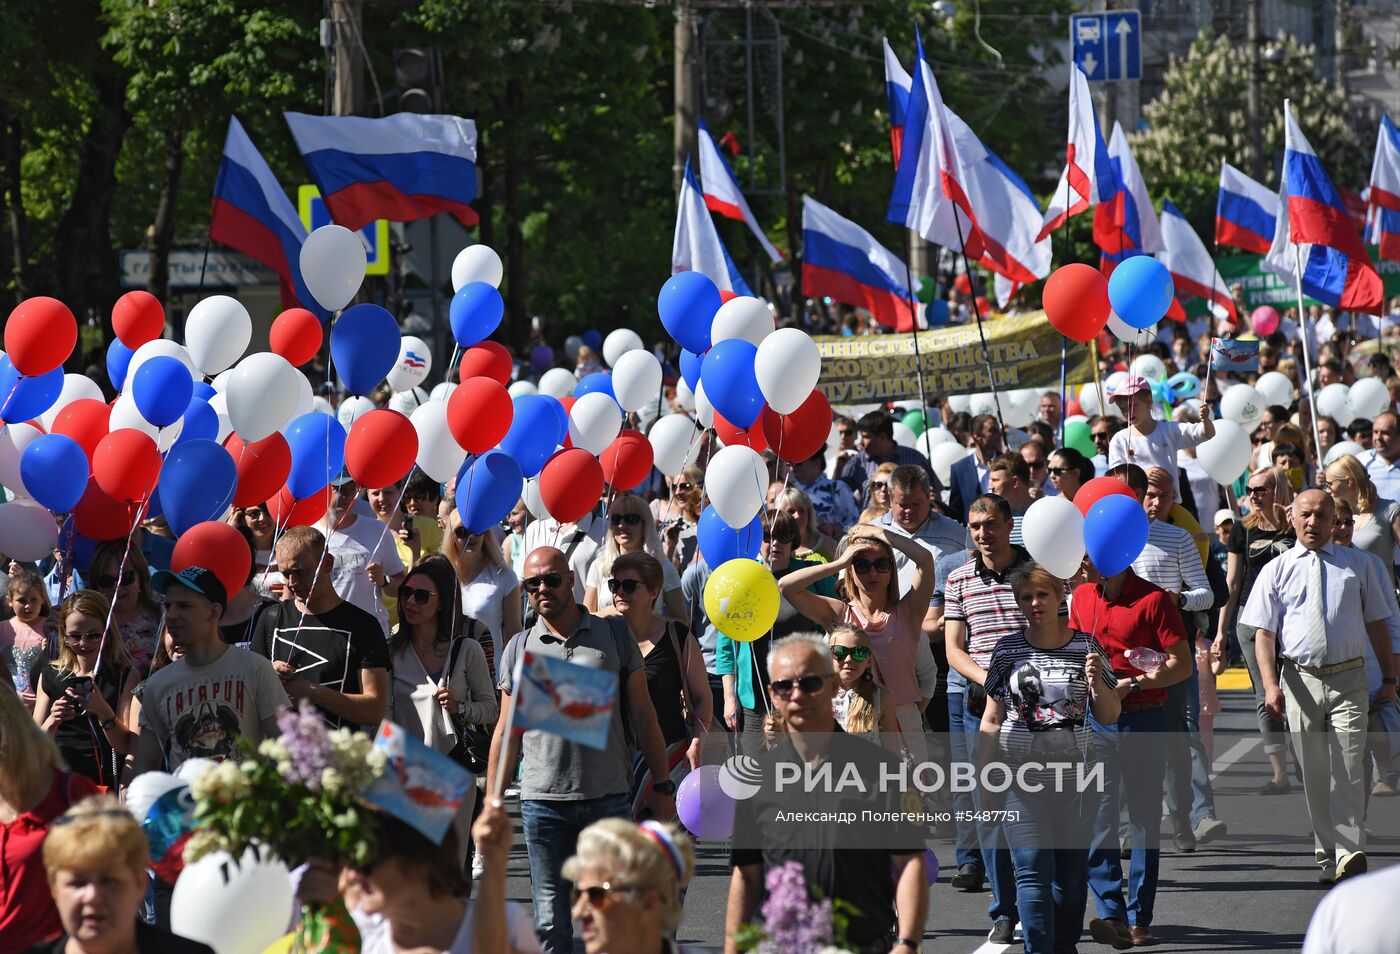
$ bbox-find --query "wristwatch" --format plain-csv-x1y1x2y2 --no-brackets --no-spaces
896,938,921,951
652,779,677,796
1176,594,1188,610
99,718,116,730
1383,676,1398,686
1128,677,1142,695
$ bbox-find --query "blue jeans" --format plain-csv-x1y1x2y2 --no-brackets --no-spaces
521,792,634,953
956,691,1018,924
947,689,981,871
1005,784,1090,954
1087,706,1168,928
1163,644,1217,830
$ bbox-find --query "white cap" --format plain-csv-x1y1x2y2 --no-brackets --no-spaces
1213,508,1235,529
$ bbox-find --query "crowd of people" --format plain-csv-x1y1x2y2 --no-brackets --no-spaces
2,299,1400,954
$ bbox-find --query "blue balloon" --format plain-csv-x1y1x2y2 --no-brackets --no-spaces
330,304,399,396
191,381,217,402
679,349,703,391
456,450,524,534
574,371,616,401
107,340,135,392
1167,371,1201,400
145,485,164,521
928,299,951,326
1107,256,1174,330
697,505,762,567
450,282,505,349
131,355,194,428
20,434,88,513
159,439,237,537
57,517,98,574
1083,495,1149,577
0,358,63,424
499,394,567,478
172,398,219,448
285,412,347,500
658,273,721,354
700,338,764,429
581,329,603,352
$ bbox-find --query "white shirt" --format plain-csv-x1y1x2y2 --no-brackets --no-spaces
1359,448,1400,508
460,562,520,665
354,897,541,954
1302,864,1400,954
1239,542,1393,667
875,510,970,600
1132,520,1213,612
1177,450,1220,518
324,512,405,635
1107,420,1209,487
522,511,605,602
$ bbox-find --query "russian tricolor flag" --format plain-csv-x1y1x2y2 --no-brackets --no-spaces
1159,200,1237,323
1094,122,1161,260
673,160,753,296
803,196,914,332
696,118,782,263
1039,65,1116,240
284,112,478,232
1368,115,1400,263
1216,161,1278,255
882,37,912,167
209,116,327,318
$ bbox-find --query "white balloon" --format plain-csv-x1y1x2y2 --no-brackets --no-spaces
0,500,57,560
705,444,768,528
929,442,970,487
207,393,233,443
1349,377,1391,421
387,386,428,418
1131,353,1167,382
1021,496,1087,580
171,848,293,954
755,328,820,415
519,475,547,519
538,367,577,399
892,421,917,449
211,369,234,394
947,395,972,414
1325,440,1368,465
612,350,663,412
123,772,185,824
969,392,1001,419
185,295,251,375
649,413,702,476
1316,383,1354,427
1220,384,1266,434
0,423,42,499
694,379,715,428
37,374,103,432
110,394,184,451
337,395,376,430
226,353,300,443
602,328,645,367
300,225,366,312
311,396,334,415
674,376,697,412
385,336,433,393
922,427,955,447
411,401,468,482
1002,388,1038,429
127,339,197,387
451,245,504,291
1065,414,1088,426
1106,313,1157,347
1196,418,1252,485
508,380,539,398
284,372,314,431
568,392,623,455
430,381,456,402
1254,371,1295,407
711,296,775,347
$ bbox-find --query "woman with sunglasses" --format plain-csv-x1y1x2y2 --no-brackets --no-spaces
233,503,281,599
442,511,521,676
585,494,687,623
1046,448,1094,502
652,466,703,571
32,591,138,790
827,626,896,743
778,523,936,761
772,486,837,563
368,478,446,628
84,542,161,672
1324,454,1400,570
1217,465,1295,794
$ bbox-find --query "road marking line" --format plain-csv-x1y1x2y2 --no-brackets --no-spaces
965,941,1014,954
1209,737,1260,780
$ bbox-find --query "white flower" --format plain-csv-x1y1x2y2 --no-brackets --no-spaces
321,767,344,794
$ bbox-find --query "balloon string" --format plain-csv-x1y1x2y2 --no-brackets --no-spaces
368,469,416,622
91,485,153,681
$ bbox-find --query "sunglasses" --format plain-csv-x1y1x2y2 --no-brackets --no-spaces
1091,432,1110,442
399,586,436,605
764,533,798,546
830,645,871,662
64,631,103,645
1026,460,1046,471
453,526,478,543
606,578,644,595
87,569,133,591
770,674,829,698
1336,518,1356,527
570,882,640,908
870,480,888,492
610,513,643,527
852,557,893,575
1246,485,1270,495
523,572,565,593
1046,466,1073,476
672,482,694,493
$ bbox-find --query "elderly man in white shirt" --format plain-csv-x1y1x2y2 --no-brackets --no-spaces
1242,490,1399,884
1360,412,1400,504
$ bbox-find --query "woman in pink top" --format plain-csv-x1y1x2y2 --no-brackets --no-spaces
778,524,935,762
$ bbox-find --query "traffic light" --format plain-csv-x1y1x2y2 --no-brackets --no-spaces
393,48,443,113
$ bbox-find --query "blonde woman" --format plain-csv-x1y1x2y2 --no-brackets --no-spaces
32,591,139,790
442,511,522,674
85,542,161,671
584,493,687,622
0,685,100,948
773,485,836,561
1323,454,1400,568
652,465,703,571
827,626,897,743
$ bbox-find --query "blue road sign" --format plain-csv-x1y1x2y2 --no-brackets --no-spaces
1071,10,1141,83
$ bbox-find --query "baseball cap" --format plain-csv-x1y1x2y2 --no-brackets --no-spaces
1213,509,1235,529
1111,375,1152,401
152,566,229,608
330,467,356,489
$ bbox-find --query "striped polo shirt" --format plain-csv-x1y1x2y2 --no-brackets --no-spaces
943,546,1037,671
1132,519,1212,612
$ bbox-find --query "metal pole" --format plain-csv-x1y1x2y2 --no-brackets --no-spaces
1291,244,1326,466
949,209,1006,436
900,231,931,416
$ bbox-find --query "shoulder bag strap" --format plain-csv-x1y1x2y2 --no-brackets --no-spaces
664,622,695,730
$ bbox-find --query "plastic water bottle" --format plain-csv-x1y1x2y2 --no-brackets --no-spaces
1124,646,1168,675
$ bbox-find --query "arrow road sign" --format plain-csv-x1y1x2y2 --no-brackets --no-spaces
1071,10,1141,83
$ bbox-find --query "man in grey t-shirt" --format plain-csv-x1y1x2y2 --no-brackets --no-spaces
487,546,674,954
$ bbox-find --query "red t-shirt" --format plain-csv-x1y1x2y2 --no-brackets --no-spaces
0,769,99,948
1069,572,1184,707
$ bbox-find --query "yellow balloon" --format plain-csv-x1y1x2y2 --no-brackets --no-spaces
704,558,779,643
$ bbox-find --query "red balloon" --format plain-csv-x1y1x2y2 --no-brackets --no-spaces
6,297,77,376
559,396,576,449
539,448,604,524
52,399,111,463
1043,264,1112,343
268,483,328,528
599,429,654,490
92,430,161,502
346,409,418,489
111,291,165,349
224,432,292,508
954,274,973,295
1073,476,1136,517
974,296,991,317
269,308,324,367
715,411,768,453
172,521,253,599
458,341,513,385
72,479,138,541
719,290,739,304
1066,398,1083,417
447,377,513,454
761,390,833,464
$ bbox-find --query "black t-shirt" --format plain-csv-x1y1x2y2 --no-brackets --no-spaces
25,920,215,954
642,623,696,745
251,599,390,729
1226,523,1295,603
40,663,128,788
219,598,278,648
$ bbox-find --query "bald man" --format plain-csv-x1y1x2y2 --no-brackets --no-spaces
1242,490,1398,884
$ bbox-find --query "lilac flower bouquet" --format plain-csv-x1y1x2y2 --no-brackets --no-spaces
732,861,857,954
186,700,388,869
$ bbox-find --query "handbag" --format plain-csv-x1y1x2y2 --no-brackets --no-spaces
445,622,492,775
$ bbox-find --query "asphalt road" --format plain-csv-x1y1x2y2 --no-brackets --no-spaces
493,682,1399,953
